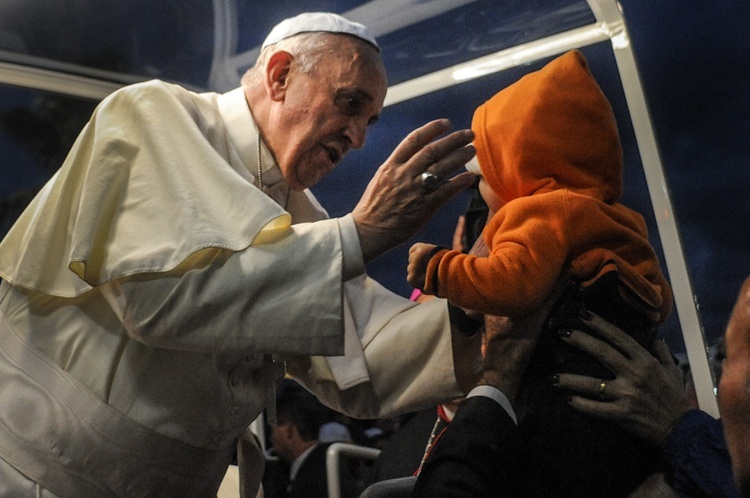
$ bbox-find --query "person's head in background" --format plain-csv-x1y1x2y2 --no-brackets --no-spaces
719,276,750,497
270,387,330,464
242,12,387,191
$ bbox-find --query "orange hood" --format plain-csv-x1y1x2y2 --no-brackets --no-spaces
471,50,623,205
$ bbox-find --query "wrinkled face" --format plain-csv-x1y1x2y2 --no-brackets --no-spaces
273,39,387,190
718,278,750,496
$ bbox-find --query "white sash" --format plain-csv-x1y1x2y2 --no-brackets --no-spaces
0,311,236,497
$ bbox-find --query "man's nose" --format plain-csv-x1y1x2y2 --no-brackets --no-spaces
344,119,368,149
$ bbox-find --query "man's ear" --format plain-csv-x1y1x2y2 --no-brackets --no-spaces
265,51,293,102
276,421,294,440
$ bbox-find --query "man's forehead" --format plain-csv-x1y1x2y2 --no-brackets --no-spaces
334,53,387,105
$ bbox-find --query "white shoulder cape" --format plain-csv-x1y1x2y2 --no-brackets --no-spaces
0,80,289,297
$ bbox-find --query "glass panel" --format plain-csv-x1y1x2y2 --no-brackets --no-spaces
376,0,594,85
231,0,595,86
0,1,214,87
0,0,595,90
0,85,97,236
619,0,749,388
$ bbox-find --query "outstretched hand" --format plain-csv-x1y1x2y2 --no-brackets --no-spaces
554,313,691,445
352,119,476,263
407,242,438,292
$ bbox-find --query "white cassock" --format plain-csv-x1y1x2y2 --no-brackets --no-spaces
0,80,461,497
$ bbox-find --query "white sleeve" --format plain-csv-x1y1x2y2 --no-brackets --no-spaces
291,278,463,419
99,218,356,356
467,385,517,424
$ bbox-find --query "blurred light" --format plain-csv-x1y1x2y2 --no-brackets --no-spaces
452,25,611,81
384,22,614,107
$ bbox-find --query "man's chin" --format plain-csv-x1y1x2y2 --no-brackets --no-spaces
281,170,307,191
294,166,335,190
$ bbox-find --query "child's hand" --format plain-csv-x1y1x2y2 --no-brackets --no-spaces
407,242,437,292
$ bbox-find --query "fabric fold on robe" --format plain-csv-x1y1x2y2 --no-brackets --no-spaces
0,80,289,298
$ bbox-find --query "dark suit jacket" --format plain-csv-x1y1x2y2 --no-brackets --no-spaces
372,407,439,481
412,396,523,497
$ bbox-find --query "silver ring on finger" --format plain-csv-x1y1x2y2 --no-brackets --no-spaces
420,172,441,192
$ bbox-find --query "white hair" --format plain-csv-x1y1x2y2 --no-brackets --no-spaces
242,32,354,88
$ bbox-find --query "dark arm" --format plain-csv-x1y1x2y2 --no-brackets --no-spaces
661,409,740,498
412,396,523,498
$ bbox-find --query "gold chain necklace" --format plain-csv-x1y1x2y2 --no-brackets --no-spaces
256,131,264,192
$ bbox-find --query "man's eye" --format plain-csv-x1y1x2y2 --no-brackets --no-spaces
340,96,362,115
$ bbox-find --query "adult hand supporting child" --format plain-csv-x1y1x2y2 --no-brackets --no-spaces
552,313,691,445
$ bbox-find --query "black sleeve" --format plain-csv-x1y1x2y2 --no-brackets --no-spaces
413,396,524,498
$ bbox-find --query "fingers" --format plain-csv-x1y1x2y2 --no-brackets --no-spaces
452,215,466,251
388,120,476,197
432,171,477,200
407,243,432,290
425,142,475,180
555,373,628,425
555,373,615,400
390,120,475,174
650,337,676,366
409,242,434,258
567,394,621,420
577,312,649,360
406,270,420,290
351,120,475,263
391,120,476,203
558,328,631,376
389,119,453,163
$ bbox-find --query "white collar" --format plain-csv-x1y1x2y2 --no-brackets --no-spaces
217,87,284,189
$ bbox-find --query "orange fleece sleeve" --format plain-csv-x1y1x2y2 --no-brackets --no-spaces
423,195,570,316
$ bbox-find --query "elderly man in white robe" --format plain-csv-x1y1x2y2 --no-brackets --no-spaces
0,12,482,497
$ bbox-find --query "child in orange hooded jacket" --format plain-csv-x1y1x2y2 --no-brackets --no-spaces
407,50,672,328
408,49,675,497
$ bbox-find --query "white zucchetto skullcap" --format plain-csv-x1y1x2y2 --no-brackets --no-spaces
261,12,380,52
